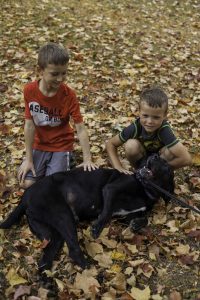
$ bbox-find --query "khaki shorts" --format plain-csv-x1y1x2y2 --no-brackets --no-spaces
24,150,76,180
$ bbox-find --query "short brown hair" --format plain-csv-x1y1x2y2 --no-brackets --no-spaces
38,42,69,69
140,87,168,112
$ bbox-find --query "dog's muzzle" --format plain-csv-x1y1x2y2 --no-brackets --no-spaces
135,166,153,184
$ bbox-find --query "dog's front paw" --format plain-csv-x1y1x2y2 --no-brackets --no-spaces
130,216,148,232
90,223,102,239
70,249,90,269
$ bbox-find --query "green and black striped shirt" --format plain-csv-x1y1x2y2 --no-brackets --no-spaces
119,118,179,153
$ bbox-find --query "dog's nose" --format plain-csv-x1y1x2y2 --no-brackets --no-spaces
150,154,159,163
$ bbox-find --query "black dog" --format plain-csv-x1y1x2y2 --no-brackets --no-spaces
0,154,174,270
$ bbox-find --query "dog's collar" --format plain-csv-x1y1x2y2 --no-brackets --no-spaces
135,166,153,183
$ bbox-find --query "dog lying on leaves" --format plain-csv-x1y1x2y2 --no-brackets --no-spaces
0,154,174,271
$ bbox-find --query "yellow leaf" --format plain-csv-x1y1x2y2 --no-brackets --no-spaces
55,278,65,291
43,270,54,277
119,79,130,87
111,251,126,261
6,268,27,286
134,63,144,68
110,264,121,273
90,145,100,153
130,286,151,300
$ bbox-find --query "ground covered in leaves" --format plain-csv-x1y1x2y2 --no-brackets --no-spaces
0,0,200,299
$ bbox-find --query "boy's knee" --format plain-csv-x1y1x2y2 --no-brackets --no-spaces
160,147,174,162
125,139,144,156
19,179,35,190
125,139,145,165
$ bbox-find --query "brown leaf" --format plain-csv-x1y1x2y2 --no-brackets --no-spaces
187,230,200,240
189,177,200,189
169,290,182,300
192,153,200,166
131,234,146,246
0,83,8,92
0,124,10,135
120,292,134,300
14,285,31,300
58,290,71,300
179,254,195,265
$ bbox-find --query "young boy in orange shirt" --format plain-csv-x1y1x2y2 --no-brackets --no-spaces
18,42,97,189
106,87,191,174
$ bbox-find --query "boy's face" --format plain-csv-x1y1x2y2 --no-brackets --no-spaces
139,101,167,133
41,64,67,92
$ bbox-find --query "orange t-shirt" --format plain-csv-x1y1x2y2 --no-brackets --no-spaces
24,81,83,151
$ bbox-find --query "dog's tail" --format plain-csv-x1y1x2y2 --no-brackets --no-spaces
0,200,26,229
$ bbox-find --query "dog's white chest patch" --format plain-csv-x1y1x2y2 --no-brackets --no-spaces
112,206,146,217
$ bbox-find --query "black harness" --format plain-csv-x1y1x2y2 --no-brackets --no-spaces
136,156,200,215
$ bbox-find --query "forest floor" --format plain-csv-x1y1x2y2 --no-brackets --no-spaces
0,0,200,299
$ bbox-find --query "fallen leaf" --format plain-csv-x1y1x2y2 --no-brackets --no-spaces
74,271,100,294
110,273,126,291
176,244,190,255
130,286,151,300
0,83,8,92
179,254,195,265
85,241,103,257
14,285,31,300
6,268,27,286
94,252,113,267
169,290,182,300
55,278,65,291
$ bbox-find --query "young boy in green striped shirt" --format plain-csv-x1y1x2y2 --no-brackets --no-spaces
106,87,191,174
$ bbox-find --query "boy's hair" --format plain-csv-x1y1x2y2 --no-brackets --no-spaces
140,87,168,112
38,42,69,69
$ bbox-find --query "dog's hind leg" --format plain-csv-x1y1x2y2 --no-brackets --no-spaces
50,208,89,269
0,201,26,229
38,230,64,272
91,184,116,239
27,216,52,242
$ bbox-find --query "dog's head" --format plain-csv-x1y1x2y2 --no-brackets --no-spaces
136,154,175,206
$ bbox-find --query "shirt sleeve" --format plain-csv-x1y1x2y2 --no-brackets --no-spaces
68,89,83,124
119,121,138,143
24,85,32,119
158,123,179,148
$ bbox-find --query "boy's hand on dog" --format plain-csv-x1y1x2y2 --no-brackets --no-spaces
78,161,99,171
115,167,133,175
18,160,36,183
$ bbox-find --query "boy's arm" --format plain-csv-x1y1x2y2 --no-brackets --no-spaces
18,119,36,183
75,122,97,171
163,142,192,169
106,135,132,174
